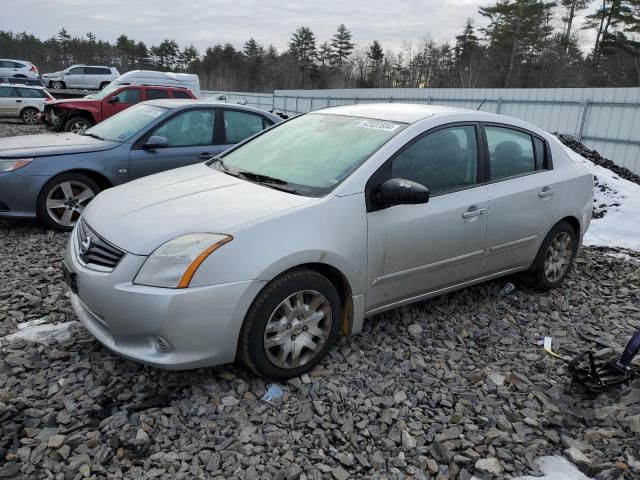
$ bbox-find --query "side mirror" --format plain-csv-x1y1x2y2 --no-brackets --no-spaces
143,136,168,150
108,96,119,104
374,178,430,207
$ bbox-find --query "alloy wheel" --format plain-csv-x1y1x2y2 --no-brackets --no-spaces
263,290,332,369
51,81,63,89
68,121,89,134
543,232,573,283
22,109,38,124
45,181,95,227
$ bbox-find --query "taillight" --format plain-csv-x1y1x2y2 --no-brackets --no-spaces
30,64,37,73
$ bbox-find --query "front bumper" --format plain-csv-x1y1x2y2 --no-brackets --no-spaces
64,228,265,369
40,106,64,131
0,171,47,219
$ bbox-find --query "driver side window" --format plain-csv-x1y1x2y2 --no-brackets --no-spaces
391,125,479,196
112,88,141,105
151,109,216,147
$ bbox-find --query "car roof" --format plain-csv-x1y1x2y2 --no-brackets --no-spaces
0,82,44,89
315,103,476,124
142,99,280,118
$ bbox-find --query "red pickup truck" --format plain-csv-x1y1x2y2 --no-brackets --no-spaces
41,84,197,133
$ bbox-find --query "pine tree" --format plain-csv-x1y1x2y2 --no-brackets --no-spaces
330,24,355,70
288,27,317,75
367,40,384,86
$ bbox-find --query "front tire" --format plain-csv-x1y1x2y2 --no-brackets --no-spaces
528,221,577,290
99,81,110,90
20,107,39,125
36,173,101,231
64,117,93,134
239,269,342,379
50,80,66,89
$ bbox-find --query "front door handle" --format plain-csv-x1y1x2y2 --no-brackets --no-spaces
15,100,22,103
196,153,213,160
539,187,556,198
462,207,487,218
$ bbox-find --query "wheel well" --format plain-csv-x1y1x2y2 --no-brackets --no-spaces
59,169,113,191
66,110,95,124
559,216,580,237
289,263,354,336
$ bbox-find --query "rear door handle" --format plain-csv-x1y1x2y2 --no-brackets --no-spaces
196,153,213,160
539,187,556,198
15,100,22,103
462,207,487,218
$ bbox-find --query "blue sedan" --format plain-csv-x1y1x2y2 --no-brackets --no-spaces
0,100,281,230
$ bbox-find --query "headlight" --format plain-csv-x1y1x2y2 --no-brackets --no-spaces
134,233,232,288
0,158,33,172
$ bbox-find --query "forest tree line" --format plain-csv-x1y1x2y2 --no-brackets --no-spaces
1,0,639,91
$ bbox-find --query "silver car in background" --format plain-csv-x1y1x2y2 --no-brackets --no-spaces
43,65,119,90
0,83,53,124
0,58,40,79
64,104,594,379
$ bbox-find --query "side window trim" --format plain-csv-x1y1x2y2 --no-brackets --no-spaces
365,121,484,212
479,122,554,184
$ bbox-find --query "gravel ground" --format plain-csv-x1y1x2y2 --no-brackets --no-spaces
1,122,640,480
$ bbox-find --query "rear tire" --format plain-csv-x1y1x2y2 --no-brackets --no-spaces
239,269,342,379
64,117,93,134
527,221,577,290
20,107,39,125
36,173,101,231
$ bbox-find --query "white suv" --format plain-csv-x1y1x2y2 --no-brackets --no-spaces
0,59,39,79
43,65,120,90
0,83,54,124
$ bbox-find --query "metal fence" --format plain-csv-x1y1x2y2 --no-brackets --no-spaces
201,90,274,111
205,87,640,175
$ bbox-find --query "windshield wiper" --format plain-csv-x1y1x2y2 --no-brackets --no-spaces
211,159,299,194
81,132,104,141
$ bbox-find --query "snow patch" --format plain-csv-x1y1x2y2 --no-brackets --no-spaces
565,146,640,251
1,321,77,345
605,252,640,265
471,456,592,480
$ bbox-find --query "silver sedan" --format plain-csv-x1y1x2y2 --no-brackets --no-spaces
64,104,594,379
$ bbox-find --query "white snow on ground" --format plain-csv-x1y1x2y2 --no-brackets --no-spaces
512,456,592,480
0,320,76,345
564,146,640,251
605,252,640,265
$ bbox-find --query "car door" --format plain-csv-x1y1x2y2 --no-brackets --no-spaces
128,107,219,179
65,67,85,89
0,86,20,117
366,124,489,311
218,108,274,153
481,124,559,275
101,87,142,120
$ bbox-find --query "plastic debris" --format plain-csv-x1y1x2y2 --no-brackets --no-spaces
16,316,49,330
499,282,515,297
261,383,285,406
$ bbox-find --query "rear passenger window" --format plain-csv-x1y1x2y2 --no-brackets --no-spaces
18,88,46,98
172,90,192,99
223,110,267,144
146,89,170,100
391,125,478,195
485,126,536,180
0,86,18,98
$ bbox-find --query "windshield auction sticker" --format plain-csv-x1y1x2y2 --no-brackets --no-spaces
356,120,401,132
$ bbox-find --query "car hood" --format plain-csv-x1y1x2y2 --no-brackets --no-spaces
43,71,63,77
48,98,97,106
83,163,316,255
0,134,120,158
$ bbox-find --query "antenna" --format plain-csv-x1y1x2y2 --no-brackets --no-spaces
476,99,487,110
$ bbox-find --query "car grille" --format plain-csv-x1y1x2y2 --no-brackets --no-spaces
76,219,125,270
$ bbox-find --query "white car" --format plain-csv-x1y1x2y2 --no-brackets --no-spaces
0,59,39,79
43,65,120,90
0,83,53,124
64,104,594,379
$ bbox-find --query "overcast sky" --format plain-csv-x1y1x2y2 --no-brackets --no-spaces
4,0,595,53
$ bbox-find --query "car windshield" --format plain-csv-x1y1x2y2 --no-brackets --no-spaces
214,113,406,196
84,104,168,142
87,84,120,100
